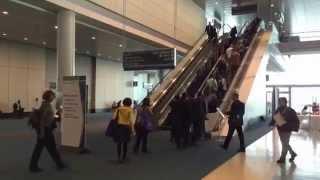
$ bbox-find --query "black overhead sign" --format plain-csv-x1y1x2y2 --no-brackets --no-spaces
123,48,176,71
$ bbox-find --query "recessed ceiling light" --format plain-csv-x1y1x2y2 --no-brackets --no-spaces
274,12,278,16
2,32,7,36
54,25,58,29
24,37,28,41
119,44,123,48
86,50,90,54
97,53,101,56
215,1,219,5
2,11,8,15
42,41,47,45
270,4,274,8
91,36,96,40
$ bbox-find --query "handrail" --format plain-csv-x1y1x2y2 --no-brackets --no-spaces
219,22,263,113
146,32,207,101
195,56,222,97
158,45,213,113
150,33,208,108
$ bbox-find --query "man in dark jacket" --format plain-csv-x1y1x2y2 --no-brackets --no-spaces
271,97,299,163
221,92,245,152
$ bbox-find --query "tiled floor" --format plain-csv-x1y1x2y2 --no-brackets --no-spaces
203,129,320,180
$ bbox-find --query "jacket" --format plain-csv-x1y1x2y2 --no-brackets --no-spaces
228,100,245,127
272,106,299,132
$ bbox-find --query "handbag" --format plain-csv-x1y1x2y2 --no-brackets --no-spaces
105,110,119,137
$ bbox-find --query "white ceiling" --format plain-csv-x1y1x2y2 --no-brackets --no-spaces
0,0,161,61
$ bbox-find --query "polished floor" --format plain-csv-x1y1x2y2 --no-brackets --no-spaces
203,129,320,180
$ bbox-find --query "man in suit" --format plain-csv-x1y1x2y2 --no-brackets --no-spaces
271,97,299,163
221,91,246,152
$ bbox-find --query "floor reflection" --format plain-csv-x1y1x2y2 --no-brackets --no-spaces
203,129,320,180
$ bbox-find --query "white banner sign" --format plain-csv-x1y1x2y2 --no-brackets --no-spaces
61,76,86,148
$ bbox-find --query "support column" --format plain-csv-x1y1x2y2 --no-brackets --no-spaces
57,10,76,92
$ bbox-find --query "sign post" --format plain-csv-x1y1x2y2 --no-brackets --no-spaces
61,76,89,153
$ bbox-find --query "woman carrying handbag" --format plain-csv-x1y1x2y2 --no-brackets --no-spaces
112,98,134,163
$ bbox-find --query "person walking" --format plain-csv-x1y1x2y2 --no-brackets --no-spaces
113,98,134,163
221,91,246,152
271,97,299,163
29,90,66,173
134,98,153,153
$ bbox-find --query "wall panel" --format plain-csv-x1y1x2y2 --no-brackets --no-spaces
89,0,205,45
96,59,134,110
0,67,9,112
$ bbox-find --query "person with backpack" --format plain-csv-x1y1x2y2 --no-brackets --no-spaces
29,90,66,173
271,97,299,164
133,98,153,154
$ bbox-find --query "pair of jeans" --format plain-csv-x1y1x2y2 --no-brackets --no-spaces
29,128,64,169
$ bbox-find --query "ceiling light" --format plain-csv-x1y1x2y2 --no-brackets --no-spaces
86,50,90,54
42,41,47,45
215,2,219,5
117,58,121,61
97,53,101,56
119,44,123,48
54,25,58,29
2,32,7,36
274,12,278,16
24,37,28,41
91,36,96,40
2,11,8,15
270,4,274,8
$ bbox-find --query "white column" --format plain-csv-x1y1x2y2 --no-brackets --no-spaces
57,10,76,92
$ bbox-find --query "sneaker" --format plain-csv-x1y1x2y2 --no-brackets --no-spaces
276,159,286,164
29,167,43,173
289,153,297,162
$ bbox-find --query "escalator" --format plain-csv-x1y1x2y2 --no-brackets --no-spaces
148,18,266,128
197,19,272,135
148,34,213,124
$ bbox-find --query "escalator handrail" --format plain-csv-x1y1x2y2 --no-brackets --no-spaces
146,33,207,100
150,33,209,108
195,55,222,97
220,23,263,112
158,44,214,115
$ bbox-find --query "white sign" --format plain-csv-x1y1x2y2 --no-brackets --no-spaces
61,77,86,148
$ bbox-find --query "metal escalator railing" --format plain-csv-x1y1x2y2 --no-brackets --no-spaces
153,41,214,124
149,34,208,110
219,25,263,114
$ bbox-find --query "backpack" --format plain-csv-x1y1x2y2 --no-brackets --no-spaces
28,109,41,129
